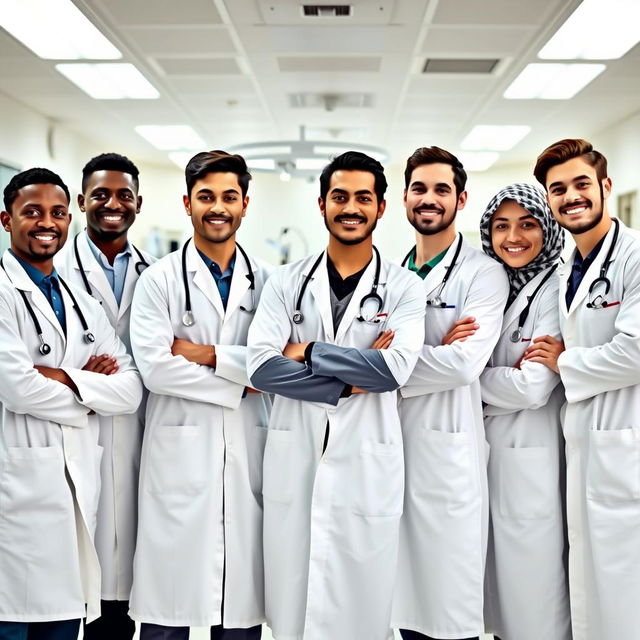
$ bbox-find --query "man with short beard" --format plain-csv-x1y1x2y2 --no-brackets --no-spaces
55,153,155,639
247,151,425,640
391,146,508,640
523,139,640,640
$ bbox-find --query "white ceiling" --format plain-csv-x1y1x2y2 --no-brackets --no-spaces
1,0,639,169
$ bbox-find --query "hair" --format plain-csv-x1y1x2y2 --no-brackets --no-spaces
404,146,467,196
185,150,251,197
81,152,140,192
534,138,608,188
319,151,387,205
3,167,70,212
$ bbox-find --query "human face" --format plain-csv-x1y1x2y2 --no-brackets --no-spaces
545,156,611,235
79,170,141,242
319,170,385,246
1,183,71,268
491,200,544,268
404,163,466,236
184,172,248,246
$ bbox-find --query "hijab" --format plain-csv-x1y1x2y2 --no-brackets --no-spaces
480,182,564,305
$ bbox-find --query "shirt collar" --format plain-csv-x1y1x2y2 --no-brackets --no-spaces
408,246,448,277
9,249,59,287
572,235,606,272
197,249,236,278
86,234,132,269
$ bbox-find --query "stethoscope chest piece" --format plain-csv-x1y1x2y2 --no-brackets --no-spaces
84,331,95,344
510,328,522,343
182,310,196,327
292,310,304,324
38,337,51,356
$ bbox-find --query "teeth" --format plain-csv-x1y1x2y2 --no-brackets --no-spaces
103,215,122,221
505,247,526,253
34,235,55,241
207,219,227,225
341,220,361,225
565,207,586,215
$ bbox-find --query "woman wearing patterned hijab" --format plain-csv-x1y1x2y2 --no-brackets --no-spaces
479,184,570,640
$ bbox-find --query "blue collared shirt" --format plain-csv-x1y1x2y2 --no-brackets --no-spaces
10,249,66,333
566,236,606,308
198,250,236,309
86,236,131,306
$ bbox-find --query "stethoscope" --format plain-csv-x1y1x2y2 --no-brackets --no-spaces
74,232,149,297
401,234,463,307
1,257,95,355
181,238,255,326
509,265,558,342
586,218,619,309
292,246,383,324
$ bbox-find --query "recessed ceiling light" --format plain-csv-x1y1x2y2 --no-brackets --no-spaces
538,0,640,60
460,126,531,152
0,0,121,59
56,63,159,99
457,152,500,172
504,63,606,100
136,125,205,151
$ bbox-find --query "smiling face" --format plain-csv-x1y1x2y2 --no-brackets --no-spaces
319,169,385,246
79,169,141,242
491,200,544,268
545,156,611,235
404,162,466,236
1,182,71,269
184,171,248,247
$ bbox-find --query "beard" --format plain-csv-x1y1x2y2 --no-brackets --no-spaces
408,206,457,236
558,184,605,235
324,214,378,246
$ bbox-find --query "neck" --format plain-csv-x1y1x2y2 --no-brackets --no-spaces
573,213,612,258
327,235,373,278
415,225,456,265
194,234,236,272
88,229,129,265
11,247,53,275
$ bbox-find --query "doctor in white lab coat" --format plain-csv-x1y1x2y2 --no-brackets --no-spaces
128,151,272,639
477,183,570,640
56,153,155,639
0,168,142,639
391,147,508,640
526,138,640,640
247,152,425,640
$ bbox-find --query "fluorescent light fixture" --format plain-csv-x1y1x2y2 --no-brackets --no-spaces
136,125,205,151
460,125,531,151
0,0,121,59
504,63,606,100
457,152,500,172
247,159,276,170
538,0,640,60
168,152,195,169
56,63,159,99
295,158,327,170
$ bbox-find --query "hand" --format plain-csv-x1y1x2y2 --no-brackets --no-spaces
83,354,119,375
34,365,79,393
246,387,262,394
283,342,310,363
441,316,478,346
172,338,216,367
370,329,394,349
351,386,368,395
522,335,565,373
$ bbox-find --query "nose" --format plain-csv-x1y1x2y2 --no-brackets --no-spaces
342,197,360,213
105,193,122,210
209,198,225,213
564,184,583,202
506,226,521,243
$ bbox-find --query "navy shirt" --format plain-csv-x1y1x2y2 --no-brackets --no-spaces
10,249,66,333
198,250,236,309
565,236,606,309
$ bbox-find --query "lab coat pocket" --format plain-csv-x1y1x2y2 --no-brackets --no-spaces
498,446,554,519
414,428,473,506
262,428,293,504
353,441,403,517
147,425,208,495
587,428,640,502
249,425,269,496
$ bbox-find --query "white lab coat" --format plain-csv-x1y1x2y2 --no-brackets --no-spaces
557,220,640,640
392,235,509,638
0,250,142,623
481,269,571,640
128,240,273,628
247,251,425,640
55,230,155,600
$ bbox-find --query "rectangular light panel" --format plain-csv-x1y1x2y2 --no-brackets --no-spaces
0,0,121,59
457,151,500,172
56,63,159,99
460,125,531,151
136,125,205,151
504,63,606,100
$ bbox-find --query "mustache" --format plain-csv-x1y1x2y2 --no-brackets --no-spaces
29,230,61,237
335,214,367,222
414,205,444,214
560,199,591,213
204,214,232,222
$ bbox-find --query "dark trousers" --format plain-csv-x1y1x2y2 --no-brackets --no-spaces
0,620,80,640
84,600,135,640
140,623,262,640
400,630,479,640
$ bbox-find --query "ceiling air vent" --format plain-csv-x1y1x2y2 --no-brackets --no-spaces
302,5,352,17
423,58,500,74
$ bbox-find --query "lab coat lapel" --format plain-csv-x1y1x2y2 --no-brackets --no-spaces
557,255,572,319
117,251,140,320
224,248,252,322
501,271,545,339
187,240,226,319
421,233,462,298
307,251,334,341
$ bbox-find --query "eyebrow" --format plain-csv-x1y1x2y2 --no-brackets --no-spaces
196,187,240,195
548,174,592,189
330,187,373,195
410,181,451,190
492,214,535,222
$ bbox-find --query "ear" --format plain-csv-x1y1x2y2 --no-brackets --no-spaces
183,194,191,216
377,199,386,220
242,195,249,217
1,210,11,232
136,195,143,214
77,193,86,212
457,190,468,211
602,177,612,200
318,196,326,217
403,188,408,206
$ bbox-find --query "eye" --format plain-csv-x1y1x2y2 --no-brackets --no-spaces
198,194,212,201
120,192,134,201
24,209,40,217
358,195,372,203
224,195,238,202
52,210,68,218
332,194,345,202
91,192,107,201
493,223,507,231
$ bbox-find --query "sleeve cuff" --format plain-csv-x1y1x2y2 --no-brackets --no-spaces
304,341,316,367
